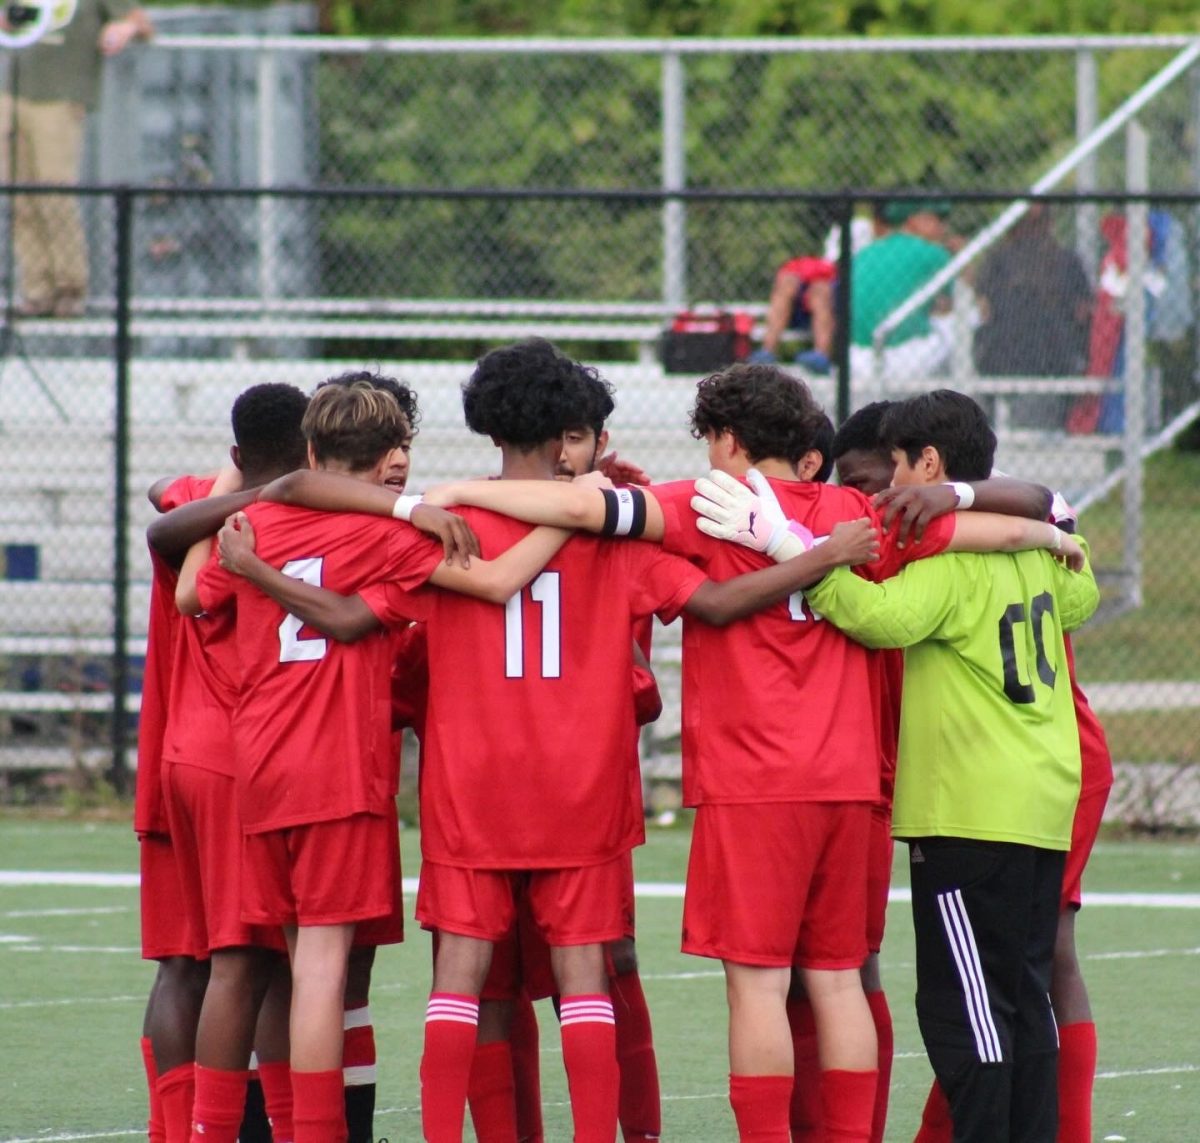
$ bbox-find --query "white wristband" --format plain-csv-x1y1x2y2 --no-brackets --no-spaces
392,494,422,521
948,481,975,510
1049,525,1063,552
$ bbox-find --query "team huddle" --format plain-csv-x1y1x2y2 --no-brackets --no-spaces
134,341,1111,1143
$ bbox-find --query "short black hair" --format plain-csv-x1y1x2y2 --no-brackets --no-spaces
319,369,420,435
809,412,836,483
463,339,607,450
882,389,996,481
689,363,824,467
230,383,309,474
831,400,894,461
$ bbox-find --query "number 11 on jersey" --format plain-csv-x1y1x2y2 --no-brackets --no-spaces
505,571,562,679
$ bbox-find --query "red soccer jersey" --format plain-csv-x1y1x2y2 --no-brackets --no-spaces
162,538,240,777
360,508,706,870
134,475,214,836
1065,636,1115,796
196,503,441,834
652,477,953,807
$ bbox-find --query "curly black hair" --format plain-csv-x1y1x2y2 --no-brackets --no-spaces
882,390,995,481
689,363,824,466
831,400,894,461
230,383,309,475
462,339,610,450
318,369,420,435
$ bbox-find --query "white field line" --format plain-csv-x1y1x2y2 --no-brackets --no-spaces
2,906,131,918
3,871,1200,910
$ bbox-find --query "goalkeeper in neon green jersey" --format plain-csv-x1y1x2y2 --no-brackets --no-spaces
811,393,1095,1143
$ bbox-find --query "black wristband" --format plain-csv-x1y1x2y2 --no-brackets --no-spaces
599,487,648,538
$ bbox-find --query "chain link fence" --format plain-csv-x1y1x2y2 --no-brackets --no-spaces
2,29,1198,825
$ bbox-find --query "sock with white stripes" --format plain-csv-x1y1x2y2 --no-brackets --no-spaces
420,993,480,1143
342,1005,376,1143
559,994,619,1143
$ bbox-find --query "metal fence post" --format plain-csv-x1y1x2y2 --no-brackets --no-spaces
1075,48,1099,282
108,187,134,792
1124,124,1148,612
661,48,686,311
834,195,854,424
257,47,279,303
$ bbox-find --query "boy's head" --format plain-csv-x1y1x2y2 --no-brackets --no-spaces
302,380,411,479
318,369,418,491
689,363,825,473
463,339,607,454
229,383,309,482
882,389,995,485
797,412,836,483
557,368,616,476
831,400,895,496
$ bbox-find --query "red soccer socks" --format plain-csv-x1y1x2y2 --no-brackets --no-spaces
469,1039,519,1142
190,1065,248,1143
866,990,893,1143
157,1062,195,1143
729,1073,793,1142
560,994,620,1143
141,1037,168,1143
820,1069,877,1143
510,990,545,1143
786,997,823,1142
257,1059,294,1143
421,993,481,1143
611,970,662,1142
913,1079,951,1143
293,1068,347,1143
1057,1021,1098,1143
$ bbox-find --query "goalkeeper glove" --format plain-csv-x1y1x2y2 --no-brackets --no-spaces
691,468,814,561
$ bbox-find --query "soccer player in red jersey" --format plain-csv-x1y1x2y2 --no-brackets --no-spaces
232,343,882,1143
137,471,216,1143
145,384,309,1143
179,381,574,1143
420,363,1078,1143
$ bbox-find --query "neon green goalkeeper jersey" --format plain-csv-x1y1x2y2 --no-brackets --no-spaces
805,544,1099,850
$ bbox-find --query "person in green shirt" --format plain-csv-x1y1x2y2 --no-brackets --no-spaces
694,390,1098,1142
849,200,957,386
2,0,153,316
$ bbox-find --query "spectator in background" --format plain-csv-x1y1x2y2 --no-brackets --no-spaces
849,199,956,383
753,212,879,374
2,0,153,317
973,205,1092,378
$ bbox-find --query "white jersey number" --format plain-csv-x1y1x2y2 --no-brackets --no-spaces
277,557,329,663
787,535,828,623
504,571,561,679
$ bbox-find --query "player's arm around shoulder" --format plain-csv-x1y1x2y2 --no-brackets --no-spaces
804,551,961,650
1050,534,1100,632
425,525,573,604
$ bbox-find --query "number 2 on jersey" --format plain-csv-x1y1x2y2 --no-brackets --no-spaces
505,571,561,679
277,557,329,663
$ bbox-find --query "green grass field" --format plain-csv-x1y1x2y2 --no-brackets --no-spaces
2,814,1198,1142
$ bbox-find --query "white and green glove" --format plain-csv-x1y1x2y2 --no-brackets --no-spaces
691,468,815,561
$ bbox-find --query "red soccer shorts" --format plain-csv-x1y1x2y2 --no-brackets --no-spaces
866,803,894,954
417,853,628,947
163,761,284,954
1061,783,1111,912
353,810,404,947
682,801,871,970
242,813,396,928
139,832,202,961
